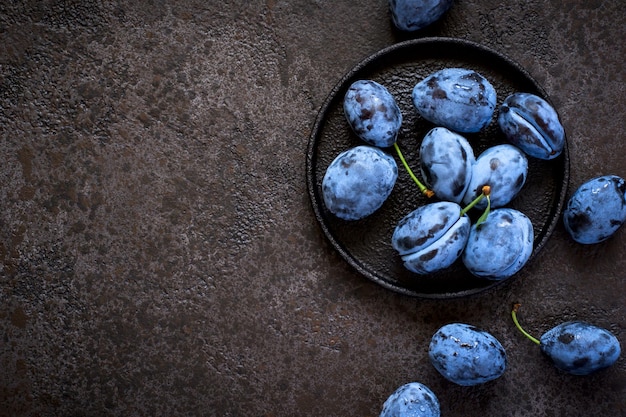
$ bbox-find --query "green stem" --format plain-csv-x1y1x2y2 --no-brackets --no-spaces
460,192,484,216
393,142,434,198
475,192,491,225
460,185,491,225
511,303,541,345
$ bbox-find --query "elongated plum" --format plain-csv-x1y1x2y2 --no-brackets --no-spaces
412,68,497,133
513,305,622,376
379,382,440,417
429,323,507,386
343,80,402,148
419,127,475,203
463,208,534,280
498,92,565,160
563,175,626,244
462,144,528,210
391,201,470,274
540,321,621,376
389,0,454,32
322,146,398,221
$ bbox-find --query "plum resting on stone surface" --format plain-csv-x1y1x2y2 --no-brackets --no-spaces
498,92,565,160
388,0,454,32
343,79,402,148
540,321,622,376
462,208,534,280
512,305,622,376
562,174,626,244
322,146,398,221
379,382,440,417
419,127,475,204
429,323,507,386
391,201,470,274
412,67,497,133
462,144,528,210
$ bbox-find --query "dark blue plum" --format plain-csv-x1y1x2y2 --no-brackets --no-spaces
412,68,497,133
540,321,621,376
392,201,470,274
419,127,475,203
498,92,565,160
343,80,402,148
462,144,528,210
389,0,454,32
429,323,507,386
322,146,398,221
379,382,440,417
462,208,534,280
563,175,626,244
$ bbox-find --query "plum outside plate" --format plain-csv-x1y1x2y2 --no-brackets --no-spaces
306,38,570,298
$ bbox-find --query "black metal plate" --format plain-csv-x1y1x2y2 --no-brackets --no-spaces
306,38,570,299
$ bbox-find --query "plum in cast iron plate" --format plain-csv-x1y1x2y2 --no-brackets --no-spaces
306,38,569,299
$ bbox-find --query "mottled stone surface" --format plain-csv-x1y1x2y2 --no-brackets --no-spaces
1,1,624,416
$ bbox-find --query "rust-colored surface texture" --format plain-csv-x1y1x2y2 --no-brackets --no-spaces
1,1,624,416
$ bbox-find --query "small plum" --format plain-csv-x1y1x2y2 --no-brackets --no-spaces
462,144,528,210
379,382,440,417
429,323,507,386
322,146,398,220
389,0,454,32
462,208,534,280
512,304,622,376
412,67,497,133
498,92,565,160
392,188,490,275
343,79,402,148
419,127,475,204
391,201,470,274
562,174,626,244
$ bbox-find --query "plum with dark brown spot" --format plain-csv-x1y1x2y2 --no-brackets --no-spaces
563,175,626,244
343,80,402,148
512,306,621,376
412,67,496,133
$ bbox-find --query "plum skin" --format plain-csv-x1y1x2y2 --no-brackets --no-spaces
462,144,528,210
379,382,440,417
391,201,470,274
412,67,497,133
388,0,454,32
462,208,534,280
540,321,621,376
563,174,626,244
428,323,507,386
498,92,565,160
322,146,398,221
419,127,475,204
343,80,402,148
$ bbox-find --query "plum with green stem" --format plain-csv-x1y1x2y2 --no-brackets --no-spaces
419,127,475,204
511,304,621,376
392,186,491,274
462,207,533,280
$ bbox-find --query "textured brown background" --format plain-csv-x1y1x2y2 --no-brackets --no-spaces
1,1,624,416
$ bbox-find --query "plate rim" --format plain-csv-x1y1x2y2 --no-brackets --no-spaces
305,36,570,299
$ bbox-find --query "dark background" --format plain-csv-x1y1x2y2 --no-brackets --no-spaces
1,1,624,416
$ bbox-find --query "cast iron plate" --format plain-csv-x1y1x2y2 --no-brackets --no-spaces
306,38,570,298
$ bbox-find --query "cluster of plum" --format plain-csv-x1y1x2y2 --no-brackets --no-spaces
321,66,624,411
320,2,625,416
319,59,625,417
380,315,621,417
322,67,561,280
